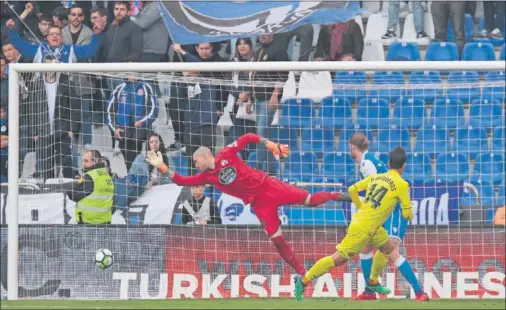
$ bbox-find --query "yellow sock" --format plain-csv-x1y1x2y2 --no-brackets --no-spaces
369,251,389,283
302,256,335,285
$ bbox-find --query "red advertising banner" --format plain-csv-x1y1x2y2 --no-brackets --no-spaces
165,227,505,300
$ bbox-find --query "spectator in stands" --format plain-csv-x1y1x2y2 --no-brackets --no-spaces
0,104,7,183
26,14,52,44
228,38,256,160
0,56,7,105
476,1,505,39
273,24,314,61
90,5,108,35
52,6,69,29
62,5,95,150
181,185,221,225
106,57,159,171
314,19,364,61
2,40,21,69
431,1,466,57
27,54,80,180
132,1,170,62
382,1,428,39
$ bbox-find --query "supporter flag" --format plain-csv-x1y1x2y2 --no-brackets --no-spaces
157,1,361,44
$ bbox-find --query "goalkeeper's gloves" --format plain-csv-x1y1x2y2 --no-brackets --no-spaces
146,151,169,174
265,141,289,160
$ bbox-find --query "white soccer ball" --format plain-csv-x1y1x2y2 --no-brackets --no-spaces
95,248,114,269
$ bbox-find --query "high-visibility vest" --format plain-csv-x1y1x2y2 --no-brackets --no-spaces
75,168,114,224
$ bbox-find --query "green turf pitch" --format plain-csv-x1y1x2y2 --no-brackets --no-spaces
1,299,505,309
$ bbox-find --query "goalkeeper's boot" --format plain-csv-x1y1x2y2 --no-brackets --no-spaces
415,292,430,301
294,275,306,301
353,291,377,300
366,281,391,295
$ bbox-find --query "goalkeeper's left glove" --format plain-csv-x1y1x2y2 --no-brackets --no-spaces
146,151,169,174
266,141,289,160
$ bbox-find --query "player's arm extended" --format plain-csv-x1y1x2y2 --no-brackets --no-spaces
347,176,371,209
227,133,289,159
397,181,413,221
145,151,207,186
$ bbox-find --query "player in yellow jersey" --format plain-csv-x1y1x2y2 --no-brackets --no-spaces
294,147,414,301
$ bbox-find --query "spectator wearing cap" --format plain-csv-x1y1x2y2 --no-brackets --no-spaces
131,0,169,62
52,6,69,28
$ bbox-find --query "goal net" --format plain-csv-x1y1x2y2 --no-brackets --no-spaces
2,61,505,300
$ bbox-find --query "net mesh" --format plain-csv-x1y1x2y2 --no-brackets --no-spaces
2,66,505,299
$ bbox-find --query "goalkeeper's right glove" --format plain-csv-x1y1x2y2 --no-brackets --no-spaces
146,151,169,174
265,141,289,160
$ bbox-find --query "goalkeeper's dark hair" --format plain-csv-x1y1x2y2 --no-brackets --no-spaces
389,146,407,169
349,132,369,151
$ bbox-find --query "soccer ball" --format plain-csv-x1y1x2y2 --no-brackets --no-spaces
95,248,114,269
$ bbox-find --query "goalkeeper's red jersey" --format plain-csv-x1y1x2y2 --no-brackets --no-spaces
171,133,269,204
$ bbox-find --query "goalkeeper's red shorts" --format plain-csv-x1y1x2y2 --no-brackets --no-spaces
252,177,309,236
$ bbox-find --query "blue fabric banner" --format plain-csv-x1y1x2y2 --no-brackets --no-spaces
157,1,361,44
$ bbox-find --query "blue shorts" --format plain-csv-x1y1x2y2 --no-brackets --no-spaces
383,204,407,241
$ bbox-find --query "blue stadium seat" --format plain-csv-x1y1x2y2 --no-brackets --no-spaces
414,124,450,158
472,153,505,185
405,71,443,102
319,96,352,129
279,98,315,127
430,98,464,129
337,124,373,152
461,180,495,208
447,14,474,43
386,42,421,61
332,71,367,103
501,44,506,60
404,152,432,183
453,126,489,159
369,71,405,103
492,126,505,153
462,42,496,61
447,71,481,103
392,98,427,130
482,71,505,102
301,125,335,157
322,152,356,182
425,42,459,61
435,152,469,182
497,183,505,207
171,155,189,176
269,127,299,150
374,125,411,153
283,152,318,182
469,99,503,129
356,98,390,129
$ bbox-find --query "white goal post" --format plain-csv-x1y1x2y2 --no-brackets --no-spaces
6,60,506,300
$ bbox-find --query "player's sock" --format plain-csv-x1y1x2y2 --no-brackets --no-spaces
370,251,389,282
271,235,306,276
395,256,423,294
307,192,340,206
359,253,374,294
302,255,335,285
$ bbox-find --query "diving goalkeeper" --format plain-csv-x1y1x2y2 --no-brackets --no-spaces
146,133,350,276
294,147,414,300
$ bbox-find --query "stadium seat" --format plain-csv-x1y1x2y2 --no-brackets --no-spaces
453,126,489,159
362,41,385,61
404,152,432,183
447,71,481,103
414,124,450,158
377,152,389,166
171,155,189,176
435,152,470,182
364,13,399,42
301,125,335,157
374,125,411,153
405,71,443,102
501,44,506,60
322,152,356,182
337,124,374,153
279,98,315,127
447,14,474,43
392,97,427,130
332,71,367,103
356,98,390,129
386,42,421,61
482,71,505,102
319,96,352,129
461,180,495,208
298,71,333,103
425,42,459,61
369,71,405,103
492,126,505,153
497,183,506,207
283,152,318,182
472,153,505,185
269,126,299,151
469,99,503,129
462,42,496,61
430,98,465,129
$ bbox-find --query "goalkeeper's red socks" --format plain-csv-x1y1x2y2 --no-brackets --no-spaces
271,235,306,276
308,192,341,207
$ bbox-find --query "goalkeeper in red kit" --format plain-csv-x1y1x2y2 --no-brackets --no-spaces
146,133,350,276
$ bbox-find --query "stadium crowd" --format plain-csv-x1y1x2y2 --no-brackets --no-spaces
0,1,504,225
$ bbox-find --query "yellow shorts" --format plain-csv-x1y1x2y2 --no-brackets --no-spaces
336,225,389,260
